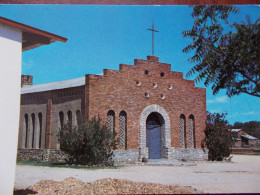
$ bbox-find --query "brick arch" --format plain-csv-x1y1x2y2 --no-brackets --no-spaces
139,104,171,161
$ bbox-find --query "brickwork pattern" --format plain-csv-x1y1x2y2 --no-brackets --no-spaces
86,56,206,154
106,112,114,132
179,117,185,148
119,112,126,149
189,117,194,148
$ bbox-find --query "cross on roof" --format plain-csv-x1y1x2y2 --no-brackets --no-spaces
147,22,159,56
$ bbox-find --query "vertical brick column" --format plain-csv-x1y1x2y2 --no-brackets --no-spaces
45,99,52,149
85,75,90,122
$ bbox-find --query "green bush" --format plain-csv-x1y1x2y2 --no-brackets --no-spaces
202,112,233,161
57,116,117,166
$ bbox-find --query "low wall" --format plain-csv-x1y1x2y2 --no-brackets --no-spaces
112,150,139,164
17,149,139,163
17,148,208,163
173,149,208,161
17,149,68,162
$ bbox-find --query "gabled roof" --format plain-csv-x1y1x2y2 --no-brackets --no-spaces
241,135,258,140
21,77,85,94
231,129,242,133
232,138,241,141
0,16,67,51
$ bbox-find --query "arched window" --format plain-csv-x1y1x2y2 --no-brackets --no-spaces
59,111,64,128
76,110,81,126
24,114,29,148
31,113,35,148
67,110,72,123
38,113,42,149
180,114,187,148
107,110,115,132
119,111,127,150
189,115,195,148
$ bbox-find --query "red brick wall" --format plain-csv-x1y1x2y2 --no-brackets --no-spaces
85,56,206,150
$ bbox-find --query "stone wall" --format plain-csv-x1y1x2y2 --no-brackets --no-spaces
17,149,139,164
17,149,68,162
18,148,207,163
172,149,208,161
112,150,139,164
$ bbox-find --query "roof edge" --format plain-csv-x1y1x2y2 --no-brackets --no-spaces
0,16,67,43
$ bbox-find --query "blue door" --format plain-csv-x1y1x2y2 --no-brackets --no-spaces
146,124,161,159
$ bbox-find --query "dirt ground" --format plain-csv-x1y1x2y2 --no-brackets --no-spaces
14,154,260,194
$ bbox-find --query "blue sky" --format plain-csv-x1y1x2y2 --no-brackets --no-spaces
0,5,259,124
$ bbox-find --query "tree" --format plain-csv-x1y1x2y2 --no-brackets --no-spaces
183,5,260,97
202,112,233,161
57,116,117,166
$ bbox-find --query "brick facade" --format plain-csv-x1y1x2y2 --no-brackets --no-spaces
18,56,207,161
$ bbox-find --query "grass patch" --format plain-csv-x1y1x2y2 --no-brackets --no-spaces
16,159,121,169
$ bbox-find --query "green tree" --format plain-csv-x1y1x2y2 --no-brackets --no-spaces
57,116,117,166
183,5,260,97
202,112,233,161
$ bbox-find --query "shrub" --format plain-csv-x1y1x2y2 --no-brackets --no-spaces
202,112,233,161
57,116,117,166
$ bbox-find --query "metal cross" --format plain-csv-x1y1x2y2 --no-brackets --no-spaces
147,22,159,56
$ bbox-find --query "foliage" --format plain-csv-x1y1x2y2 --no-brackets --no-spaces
202,112,233,161
183,5,260,97
233,121,260,139
57,116,117,166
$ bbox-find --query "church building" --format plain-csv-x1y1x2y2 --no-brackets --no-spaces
18,55,207,162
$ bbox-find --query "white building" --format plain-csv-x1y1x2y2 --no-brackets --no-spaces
0,16,67,194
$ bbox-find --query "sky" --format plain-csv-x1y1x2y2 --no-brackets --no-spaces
0,5,259,124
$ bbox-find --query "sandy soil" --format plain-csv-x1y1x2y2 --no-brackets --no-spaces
14,155,260,193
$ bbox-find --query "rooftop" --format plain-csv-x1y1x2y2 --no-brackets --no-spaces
21,77,85,94
241,135,258,140
231,129,242,133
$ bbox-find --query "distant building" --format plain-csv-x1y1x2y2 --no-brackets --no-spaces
0,16,67,195
231,129,259,147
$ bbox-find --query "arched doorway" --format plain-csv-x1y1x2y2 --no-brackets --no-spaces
146,112,163,159
139,104,171,161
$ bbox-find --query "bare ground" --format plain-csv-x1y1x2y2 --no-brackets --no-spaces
14,154,260,194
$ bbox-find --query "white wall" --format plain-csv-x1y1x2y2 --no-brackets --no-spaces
0,23,22,195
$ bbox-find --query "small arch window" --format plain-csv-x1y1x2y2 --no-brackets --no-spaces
144,92,150,98
136,80,141,86
107,110,115,133
144,70,149,75
67,110,72,123
160,72,165,77
168,84,173,89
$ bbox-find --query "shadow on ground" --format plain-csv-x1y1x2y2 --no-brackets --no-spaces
14,189,37,195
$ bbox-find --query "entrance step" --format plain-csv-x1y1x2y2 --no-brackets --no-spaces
136,159,197,166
